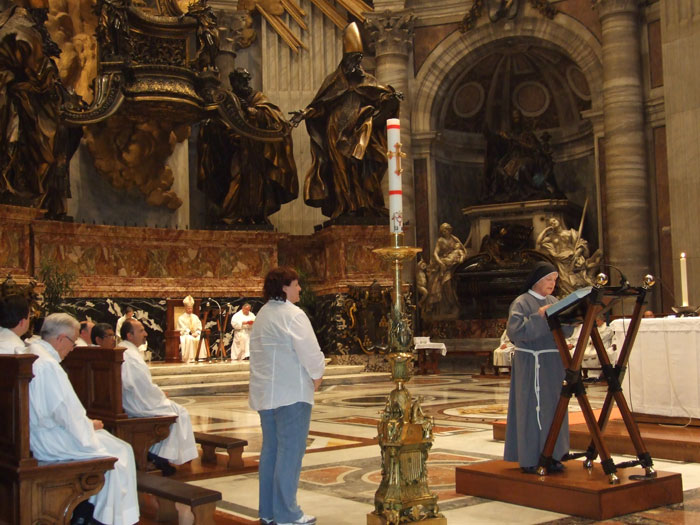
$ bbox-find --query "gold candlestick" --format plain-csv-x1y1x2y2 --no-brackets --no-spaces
368,233,446,525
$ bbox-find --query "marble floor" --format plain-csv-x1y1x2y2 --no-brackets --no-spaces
170,372,700,524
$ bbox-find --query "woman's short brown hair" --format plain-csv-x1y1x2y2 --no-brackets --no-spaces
263,266,299,302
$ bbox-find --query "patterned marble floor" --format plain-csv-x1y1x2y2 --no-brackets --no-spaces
170,373,700,524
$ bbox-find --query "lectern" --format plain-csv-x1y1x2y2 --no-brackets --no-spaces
539,273,656,483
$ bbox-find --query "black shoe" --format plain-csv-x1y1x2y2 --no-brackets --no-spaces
148,452,176,476
71,500,94,525
521,465,539,474
550,460,566,472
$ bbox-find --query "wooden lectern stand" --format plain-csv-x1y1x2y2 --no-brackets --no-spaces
539,275,656,483
455,274,683,519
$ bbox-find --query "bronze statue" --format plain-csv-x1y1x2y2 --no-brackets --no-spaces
481,109,564,204
290,22,402,220
0,3,77,219
198,69,298,225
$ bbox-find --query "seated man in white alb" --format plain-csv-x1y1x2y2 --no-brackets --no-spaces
566,319,617,372
120,319,199,475
178,295,202,363
231,303,255,361
92,322,117,349
75,320,95,347
28,313,139,525
493,329,515,371
0,294,30,354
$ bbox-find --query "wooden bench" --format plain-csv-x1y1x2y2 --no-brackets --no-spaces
438,338,501,375
194,432,248,469
0,354,116,524
63,347,177,471
137,471,221,525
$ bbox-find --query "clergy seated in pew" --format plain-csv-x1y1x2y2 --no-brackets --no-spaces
0,353,118,525
0,294,31,354
91,322,117,348
120,319,199,476
62,345,177,473
26,313,139,525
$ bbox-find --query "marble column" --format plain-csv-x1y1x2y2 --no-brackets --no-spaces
365,10,415,244
660,0,700,308
595,0,651,286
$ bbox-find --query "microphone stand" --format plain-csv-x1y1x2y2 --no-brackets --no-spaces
207,298,226,362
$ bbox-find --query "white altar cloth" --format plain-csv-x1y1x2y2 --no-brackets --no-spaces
612,317,700,418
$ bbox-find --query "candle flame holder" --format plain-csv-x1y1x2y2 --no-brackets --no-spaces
367,233,446,525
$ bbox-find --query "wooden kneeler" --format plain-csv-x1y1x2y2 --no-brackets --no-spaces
538,275,657,484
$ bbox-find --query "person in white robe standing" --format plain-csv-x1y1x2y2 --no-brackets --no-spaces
120,318,199,474
27,313,139,525
0,295,30,354
115,306,134,345
231,303,255,360
178,295,202,363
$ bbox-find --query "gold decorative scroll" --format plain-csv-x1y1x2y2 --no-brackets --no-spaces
336,0,373,22
241,0,374,51
307,0,347,29
257,4,307,53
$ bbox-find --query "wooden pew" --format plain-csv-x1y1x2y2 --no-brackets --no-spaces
137,472,222,525
0,354,116,525
62,347,176,471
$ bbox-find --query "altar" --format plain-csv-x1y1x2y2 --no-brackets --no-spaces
612,317,700,419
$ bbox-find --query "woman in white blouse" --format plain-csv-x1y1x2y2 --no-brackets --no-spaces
249,267,325,525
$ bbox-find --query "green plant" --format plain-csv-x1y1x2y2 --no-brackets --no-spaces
296,267,318,328
38,259,76,314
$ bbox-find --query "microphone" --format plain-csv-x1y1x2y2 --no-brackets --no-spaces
606,264,629,288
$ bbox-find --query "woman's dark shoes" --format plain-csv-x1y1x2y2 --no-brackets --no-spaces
147,451,177,476
521,465,538,474
550,460,566,472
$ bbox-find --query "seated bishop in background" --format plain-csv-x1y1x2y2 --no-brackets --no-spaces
120,319,199,475
28,313,139,525
178,295,202,363
0,295,30,354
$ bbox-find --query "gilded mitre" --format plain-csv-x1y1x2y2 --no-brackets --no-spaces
183,295,195,307
343,22,363,54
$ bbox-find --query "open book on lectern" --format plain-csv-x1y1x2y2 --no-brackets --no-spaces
545,286,593,322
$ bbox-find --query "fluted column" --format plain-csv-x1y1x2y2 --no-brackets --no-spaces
595,0,651,285
365,10,415,243
660,0,700,307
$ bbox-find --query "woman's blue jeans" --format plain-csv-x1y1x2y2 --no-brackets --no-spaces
258,401,312,523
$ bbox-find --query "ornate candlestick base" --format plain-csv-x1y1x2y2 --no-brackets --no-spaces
671,305,699,317
367,235,446,525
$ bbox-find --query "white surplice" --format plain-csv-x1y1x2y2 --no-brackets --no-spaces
120,340,198,465
0,327,28,354
177,312,202,363
27,339,139,525
231,309,255,360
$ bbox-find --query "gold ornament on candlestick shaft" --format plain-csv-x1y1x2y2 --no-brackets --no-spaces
368,233,446,525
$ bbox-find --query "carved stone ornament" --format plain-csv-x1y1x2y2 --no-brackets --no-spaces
460,0,558,33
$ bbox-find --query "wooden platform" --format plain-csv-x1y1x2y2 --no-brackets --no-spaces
492,409,700,462
455,460,683,520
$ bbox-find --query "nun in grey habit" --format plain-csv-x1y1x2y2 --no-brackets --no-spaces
503,261,573,473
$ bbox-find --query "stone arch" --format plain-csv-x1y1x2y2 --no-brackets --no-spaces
412,13,603,134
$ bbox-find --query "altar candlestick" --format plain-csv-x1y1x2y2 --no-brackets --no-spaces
386,118,404,234
681,252,689,307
